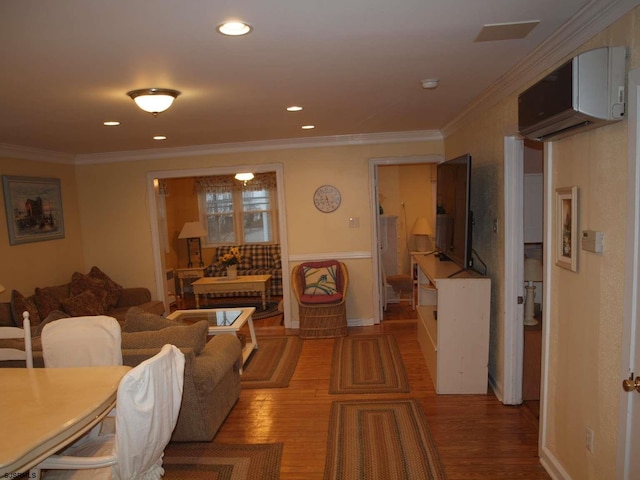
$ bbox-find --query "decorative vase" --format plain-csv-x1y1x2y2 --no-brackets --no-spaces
226,265,238,279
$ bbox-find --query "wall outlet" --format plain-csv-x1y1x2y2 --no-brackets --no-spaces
586,427,594,453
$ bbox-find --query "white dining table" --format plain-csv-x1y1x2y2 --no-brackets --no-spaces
0,366,130,475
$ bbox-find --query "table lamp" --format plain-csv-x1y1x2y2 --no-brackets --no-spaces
411,216,433,252
524,257,543,326
178,221,207,267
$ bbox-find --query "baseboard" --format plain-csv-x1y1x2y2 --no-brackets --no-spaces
348,317,375,327
540,446,572,480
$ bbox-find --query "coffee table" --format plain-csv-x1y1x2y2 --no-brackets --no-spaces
191,274,272,310
166,307,258,370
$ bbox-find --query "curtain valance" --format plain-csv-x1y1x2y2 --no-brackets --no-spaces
195,172,277,193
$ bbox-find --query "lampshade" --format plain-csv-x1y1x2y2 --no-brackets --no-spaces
524,257,543,282
235,172,254,182
411,217,433,236
127,88,181,116
178,221,207,239
0,284,5,294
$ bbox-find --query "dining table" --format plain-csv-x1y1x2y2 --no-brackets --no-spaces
0,365,130,475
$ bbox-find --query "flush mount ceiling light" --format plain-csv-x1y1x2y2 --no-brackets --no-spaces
217,21,252,36
103,121,120,126
234,172,254,182
127,88,181,116
301,125,315,130
287,106,303,112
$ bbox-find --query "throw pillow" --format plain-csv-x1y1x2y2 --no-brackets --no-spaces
88,266,123,308
303,264,338,296
122,306,177,332
10,290,41,327
121,320,208,355
35,287,63,319
70,272,111,311
61,290,107,317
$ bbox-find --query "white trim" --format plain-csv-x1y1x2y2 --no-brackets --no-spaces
488,372,504,403
503,136,525,405
617,67,640,479
539,142,566,477
74,131,441,164
368,154,443,324
442,0,640,139
146,163,292,328
288,251,371,262
0,143,76,164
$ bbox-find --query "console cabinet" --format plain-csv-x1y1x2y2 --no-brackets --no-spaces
414,254,491,394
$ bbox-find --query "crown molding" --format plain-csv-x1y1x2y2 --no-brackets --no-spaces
74,130,442,165
442,0,640,138
0,143,76,164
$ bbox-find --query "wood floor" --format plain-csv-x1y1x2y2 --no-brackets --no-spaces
204,302,550,479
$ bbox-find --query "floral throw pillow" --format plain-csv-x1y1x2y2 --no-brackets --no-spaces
303,265,338,296
10,290,41,327
70,272,111,311
88,266,123,308
35,287,63,319
61,290,107,317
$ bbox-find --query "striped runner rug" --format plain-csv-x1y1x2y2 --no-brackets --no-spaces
324,399,446,479
241,335,302,389
329,334,410,394
163,442,283,480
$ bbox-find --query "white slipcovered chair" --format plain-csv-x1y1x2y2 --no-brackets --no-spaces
41,316,122,367
33,344,185,480
0,311,33,367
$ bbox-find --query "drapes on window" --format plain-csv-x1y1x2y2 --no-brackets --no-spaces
195,172,277,193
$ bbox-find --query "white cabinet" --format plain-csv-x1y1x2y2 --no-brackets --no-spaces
414,254,491,394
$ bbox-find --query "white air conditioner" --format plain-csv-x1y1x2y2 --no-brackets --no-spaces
518,46,626,141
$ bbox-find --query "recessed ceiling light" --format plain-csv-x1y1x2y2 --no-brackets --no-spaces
103,121,120,126
421,79,439,89
217,21,252,36
301,125,315,130
287,106,303,112
153,135,167,140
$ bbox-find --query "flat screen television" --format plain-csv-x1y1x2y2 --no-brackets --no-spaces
435,154,473,270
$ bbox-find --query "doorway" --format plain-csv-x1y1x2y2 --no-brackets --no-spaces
369,155,442,323
145,163,292,327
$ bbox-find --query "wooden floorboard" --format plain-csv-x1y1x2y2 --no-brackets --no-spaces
205,302,550,479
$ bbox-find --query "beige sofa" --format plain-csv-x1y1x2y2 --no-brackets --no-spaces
0,266,165,329
0,307,242,442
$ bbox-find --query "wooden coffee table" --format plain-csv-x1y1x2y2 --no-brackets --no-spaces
191,275,272,310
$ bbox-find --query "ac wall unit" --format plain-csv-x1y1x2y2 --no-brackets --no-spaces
518,46,626,141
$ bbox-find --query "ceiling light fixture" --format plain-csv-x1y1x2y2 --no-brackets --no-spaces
421,79,439,89
103,121,120,126
153,135,167,140
287,106,303,112
301,125,315,130
127,88,181,116
217,21,252,36
234,172,254,182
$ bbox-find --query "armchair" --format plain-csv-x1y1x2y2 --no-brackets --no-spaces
292,260,348,339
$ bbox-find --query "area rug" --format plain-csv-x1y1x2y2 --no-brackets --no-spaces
241,335,303,389
163,442,283,480
329,334,410,394
202,300,281,320
324,399,446,480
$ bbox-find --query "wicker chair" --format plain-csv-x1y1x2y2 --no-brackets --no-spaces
292,261,349,339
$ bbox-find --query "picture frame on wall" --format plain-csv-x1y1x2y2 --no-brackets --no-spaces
2,175,65,245
555,186,578,272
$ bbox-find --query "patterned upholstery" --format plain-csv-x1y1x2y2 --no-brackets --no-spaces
205,244,282,297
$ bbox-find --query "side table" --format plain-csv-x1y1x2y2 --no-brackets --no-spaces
175,266,207,297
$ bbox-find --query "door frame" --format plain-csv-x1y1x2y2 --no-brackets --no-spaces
616,66,640,479
503,136,525,405
145,163,291,327
368,154,442,324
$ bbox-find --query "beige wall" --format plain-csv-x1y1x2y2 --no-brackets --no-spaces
0,158,85,301
71,141,443,326
444,7,640,479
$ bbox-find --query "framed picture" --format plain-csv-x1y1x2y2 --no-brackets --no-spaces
555,186,578,272
2,175,65,245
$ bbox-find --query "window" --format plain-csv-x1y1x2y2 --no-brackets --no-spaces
200,188,276,244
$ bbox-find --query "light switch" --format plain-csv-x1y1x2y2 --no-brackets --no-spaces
349,217,360,228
